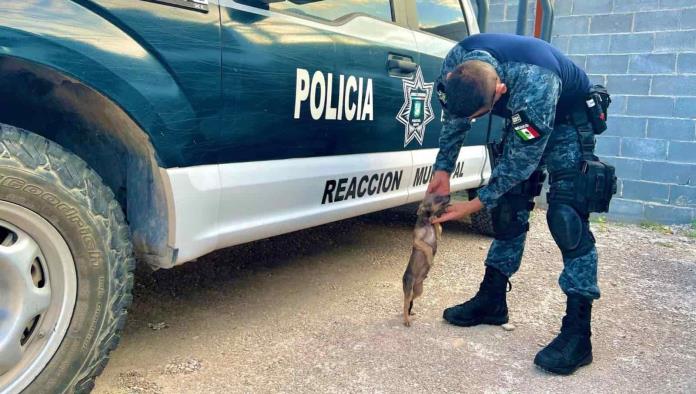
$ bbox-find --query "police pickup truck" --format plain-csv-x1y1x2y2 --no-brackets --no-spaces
0,1,498,392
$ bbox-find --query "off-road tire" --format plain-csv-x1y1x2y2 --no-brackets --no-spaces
466,189,495,236
470,208,495,236
0,123,134,393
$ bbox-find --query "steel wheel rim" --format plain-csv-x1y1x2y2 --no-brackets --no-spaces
0,201,77,394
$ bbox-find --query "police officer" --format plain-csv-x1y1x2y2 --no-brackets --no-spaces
428,33,615,375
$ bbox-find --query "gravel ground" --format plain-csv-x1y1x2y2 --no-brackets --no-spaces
93,208,696,394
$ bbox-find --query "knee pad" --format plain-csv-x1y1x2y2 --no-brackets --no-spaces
547,203,595,259
491,170,545,241
492,196,531,241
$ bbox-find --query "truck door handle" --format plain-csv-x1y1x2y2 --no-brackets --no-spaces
387,59,418,72
387,54,418,77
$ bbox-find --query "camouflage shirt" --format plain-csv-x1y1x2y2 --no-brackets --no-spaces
433,47,562,209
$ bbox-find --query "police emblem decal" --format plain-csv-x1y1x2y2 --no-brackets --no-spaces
396,66,435,147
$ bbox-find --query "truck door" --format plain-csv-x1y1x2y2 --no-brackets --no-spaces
408,0,492,201
218,0,422,161
215,0,421,249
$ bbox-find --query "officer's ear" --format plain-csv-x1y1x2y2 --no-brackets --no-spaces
496,82,507,95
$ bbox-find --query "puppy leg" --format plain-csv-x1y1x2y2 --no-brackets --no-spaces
403,292,413,326
413,281,424,301
412,281,425,315
403,271,415,327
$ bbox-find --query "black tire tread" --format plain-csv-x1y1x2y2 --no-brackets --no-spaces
470,208,495,236
0,123,134,394
458,189,495,237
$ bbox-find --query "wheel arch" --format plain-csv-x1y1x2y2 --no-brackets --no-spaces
0,56,176,268
0,1,202,168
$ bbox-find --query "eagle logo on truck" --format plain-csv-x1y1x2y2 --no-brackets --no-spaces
396,66,434,147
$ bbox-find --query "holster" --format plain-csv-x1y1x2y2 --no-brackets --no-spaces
550,86,617,214
548,162,617,214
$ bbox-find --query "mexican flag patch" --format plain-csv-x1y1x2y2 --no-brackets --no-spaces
511,111,541,143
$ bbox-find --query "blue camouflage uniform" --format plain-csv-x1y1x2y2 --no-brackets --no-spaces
434,34,600,300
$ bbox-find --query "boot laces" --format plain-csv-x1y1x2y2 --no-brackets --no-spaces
480,278,511,295
460,279,510,308
456,268,511,307
547,333,571,351
560,301,591,335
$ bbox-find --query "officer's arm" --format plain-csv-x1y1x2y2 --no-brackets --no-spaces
477,71,562,209
433,110,471,173
432,44,479,174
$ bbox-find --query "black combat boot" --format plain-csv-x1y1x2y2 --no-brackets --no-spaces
443,266,509,326
534,295,593,375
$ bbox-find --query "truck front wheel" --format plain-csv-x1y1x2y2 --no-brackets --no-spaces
466,189,495,237
0,124,134,393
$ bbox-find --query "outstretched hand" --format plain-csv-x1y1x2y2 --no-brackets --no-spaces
432,198,484,224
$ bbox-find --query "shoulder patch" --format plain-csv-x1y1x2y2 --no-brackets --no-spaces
511,110,542,143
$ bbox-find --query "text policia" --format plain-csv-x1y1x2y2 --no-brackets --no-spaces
294,68,374,121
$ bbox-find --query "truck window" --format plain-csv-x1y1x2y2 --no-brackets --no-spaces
269,0,393,23
415,0,468,41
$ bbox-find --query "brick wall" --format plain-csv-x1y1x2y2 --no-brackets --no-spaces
480,0,696,224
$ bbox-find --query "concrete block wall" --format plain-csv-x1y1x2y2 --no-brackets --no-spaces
480,0,696,224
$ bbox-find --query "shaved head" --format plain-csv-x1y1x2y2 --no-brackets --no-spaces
444,60,499,118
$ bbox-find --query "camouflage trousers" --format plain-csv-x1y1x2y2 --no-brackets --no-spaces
484,122,600,300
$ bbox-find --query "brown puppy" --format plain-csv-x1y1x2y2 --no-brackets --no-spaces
402,193,450,327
